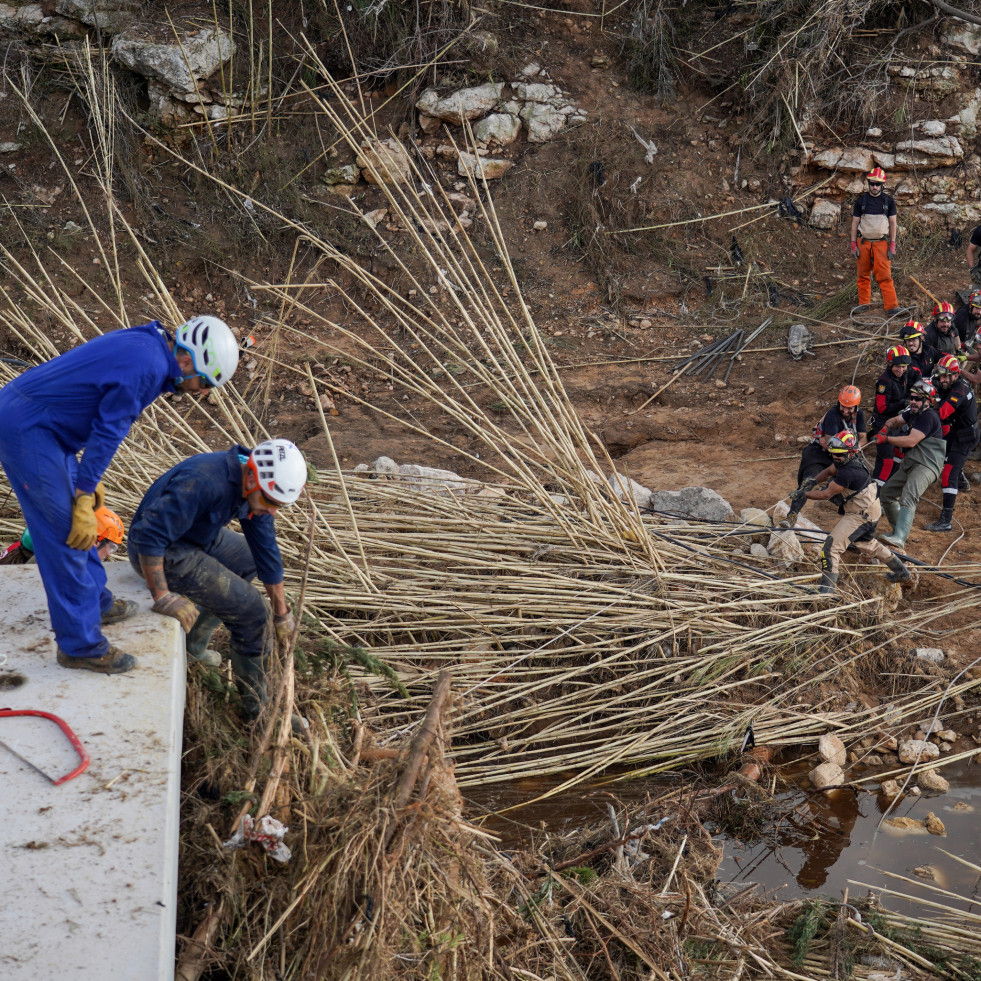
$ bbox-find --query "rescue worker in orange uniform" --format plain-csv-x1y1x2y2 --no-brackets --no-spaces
850,167,901,317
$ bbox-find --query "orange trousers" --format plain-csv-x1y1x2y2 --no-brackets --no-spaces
856,238,897,310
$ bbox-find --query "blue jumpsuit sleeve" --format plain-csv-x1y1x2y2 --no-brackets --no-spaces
241,515,284,584
76,380,156,493
130,472,220,556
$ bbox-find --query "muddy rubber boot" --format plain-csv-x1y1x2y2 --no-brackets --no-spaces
880,506,914,549
186,608,222,667
958,471,971,492
881,499,899,529
231,650,267,722
886,555,911,583
925,507,953,533
818,571,839,595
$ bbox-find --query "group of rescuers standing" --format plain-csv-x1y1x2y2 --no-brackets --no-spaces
0,316,308,722
783,165,981,594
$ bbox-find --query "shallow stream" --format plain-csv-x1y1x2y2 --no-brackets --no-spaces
464,759,981,915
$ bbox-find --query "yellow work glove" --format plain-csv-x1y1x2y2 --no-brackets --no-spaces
93,481,106,510
274,611,296,652
66,493,99,550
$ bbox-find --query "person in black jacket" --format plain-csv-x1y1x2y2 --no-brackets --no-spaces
781,385,866,527
926,354,980,532
924,302,962,357
899,320,938,381
869,345,914,488
952,289,981,348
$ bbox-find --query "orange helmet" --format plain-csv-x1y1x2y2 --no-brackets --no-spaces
938,301,955,319
936,353,961,375
899,320,924,342
95,506,125,545
838,385,861,408
886,344,911,365
867,167,886,184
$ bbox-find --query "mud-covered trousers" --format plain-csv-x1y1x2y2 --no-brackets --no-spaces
129,527,271,671
819,496,894,576
0,389,113,658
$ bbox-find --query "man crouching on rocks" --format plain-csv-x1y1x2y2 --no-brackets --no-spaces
129,440,307,721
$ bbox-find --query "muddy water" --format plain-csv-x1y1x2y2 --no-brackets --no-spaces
464,761,981,913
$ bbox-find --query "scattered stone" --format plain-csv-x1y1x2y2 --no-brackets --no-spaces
879,779,902,800
649,486,734,523
866,754,883,765
808,198,841,229
809,761,844,791
876,732,898,751
912,865,936,879
914,647,944,664
899,739,941,764
917,769,949,794
749,542,769,559
457,152,512,181
883,816,926,832
819,734,847,767
942,19,981,56
58,0,141,33
952,801,973,812
520,102,571,143
323,164,360,186
416,82,504,124
590,53,609,67
936,729,957,743
357,138,413,185
738,507,772,543
0,142,22,153
607,472,653,508
924,811,946,836
532,220,548,231
866,126,883,138
472,112,521,147
363,209,387,229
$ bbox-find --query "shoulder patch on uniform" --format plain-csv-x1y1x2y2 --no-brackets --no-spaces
950,396,960,404
877,384,886,393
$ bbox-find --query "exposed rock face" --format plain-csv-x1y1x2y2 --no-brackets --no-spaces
808,198,841,229
416,83,505,124
811,147,874,172
112,23,234,98
357,139,414,185
894,135,964,168
649,486,734,523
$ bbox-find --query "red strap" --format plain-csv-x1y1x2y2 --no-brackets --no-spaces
0,708,90,785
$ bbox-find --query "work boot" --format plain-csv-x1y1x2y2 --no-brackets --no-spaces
884,307,904,317
818,570,839,595
880,506,914,549
886,555,911,583
101,597,139,625
231,650,267,722
958,471,971,492
57,645,136,674
853,304,874,314
925,507,953,532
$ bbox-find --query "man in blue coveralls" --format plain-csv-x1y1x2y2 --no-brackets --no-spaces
0,316,240,674
128,439,307,721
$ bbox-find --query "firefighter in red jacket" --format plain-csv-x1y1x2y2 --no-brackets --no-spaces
869,345,914,488
927,354,980,531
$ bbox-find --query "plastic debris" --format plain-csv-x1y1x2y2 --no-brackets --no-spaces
223,814,292,863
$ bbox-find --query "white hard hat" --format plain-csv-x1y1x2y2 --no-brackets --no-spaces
174,315,239,388
247,439,307,505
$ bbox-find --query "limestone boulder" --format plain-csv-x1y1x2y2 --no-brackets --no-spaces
898,739,941,764
809,761,843,791
473,113,521,147
416,82,504,124
520,103,570,143
112,20,234,98
942,19,981,56
738,507,772,543
457,152,512,181
649,486,734,523
357,138,413,185
917,119,946,136
607,472,653,508
808,198,841,230
818,733,847,767
811,147,875,172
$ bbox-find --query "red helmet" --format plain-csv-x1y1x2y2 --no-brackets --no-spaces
899,320,924,342
886,345,911,365
936,353,961,375
938,301,955,319
910,379,937,403
828,431,859,455
838,385,861,408
969,290,981,310
867,167,886,184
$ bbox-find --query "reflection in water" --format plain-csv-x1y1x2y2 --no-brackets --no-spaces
796,789,861,890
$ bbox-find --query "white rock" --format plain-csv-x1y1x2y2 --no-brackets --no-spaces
866,127,883,138
898,739,941,764
819,734,847,767
809,761,844,791
914,647,945,664
767,528,805,565
416,82,504,123
958,88,981,138
808,198,841,229
873,150,895,169
0,141,22,153
519,61,542,77
519,102,571,143
472,112,521,146
749,542,769,559
57,0,140,33
607,472,653,508
457,152,512,180
811,147,875,172
879,778,902,800
112,23,234,96
357,138,413,185
936,729,957,742
917,119,946,136
893,136,964,168
942,19,981,56
513,81,565,103
918,769,949,794
533,220,548,231
650,486,734,523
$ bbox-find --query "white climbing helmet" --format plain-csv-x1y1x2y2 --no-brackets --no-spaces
174,315,239,388
247,439,307,505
